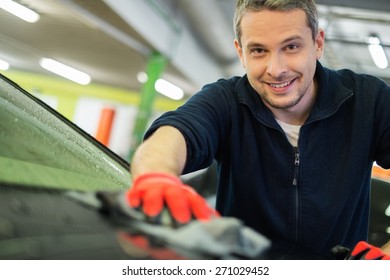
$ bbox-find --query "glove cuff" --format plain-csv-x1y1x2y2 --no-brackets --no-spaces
133,172,182,187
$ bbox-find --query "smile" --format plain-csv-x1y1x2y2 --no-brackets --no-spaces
268,80,293,88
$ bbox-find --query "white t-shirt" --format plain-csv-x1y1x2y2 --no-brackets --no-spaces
276,119,301,147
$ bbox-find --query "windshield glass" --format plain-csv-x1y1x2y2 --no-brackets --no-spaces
0,74,131,191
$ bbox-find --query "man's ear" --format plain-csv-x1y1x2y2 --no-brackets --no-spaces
315,29,325,60
234,39,246,68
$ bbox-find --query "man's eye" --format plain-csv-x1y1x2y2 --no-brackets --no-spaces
286,44,299,51
250,48,265,56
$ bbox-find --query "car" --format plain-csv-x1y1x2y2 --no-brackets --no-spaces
1,72,389,260
0,73,272,260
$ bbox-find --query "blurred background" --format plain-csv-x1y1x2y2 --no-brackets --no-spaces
0,0,389,249
1,0,390,161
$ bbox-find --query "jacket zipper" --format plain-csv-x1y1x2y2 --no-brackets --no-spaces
293,149,300,186
292,147,300,243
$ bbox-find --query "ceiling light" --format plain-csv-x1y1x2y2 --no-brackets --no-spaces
387,227,390,235
0,59,10,70
40,58,91,85
155,78,184,100
367,34,388,69
0,0,40,23
137,71,148,83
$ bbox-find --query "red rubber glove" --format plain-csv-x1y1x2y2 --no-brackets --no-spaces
126,173,219,224
349,241,390,260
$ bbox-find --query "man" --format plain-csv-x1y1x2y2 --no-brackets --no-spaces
127,0,390,258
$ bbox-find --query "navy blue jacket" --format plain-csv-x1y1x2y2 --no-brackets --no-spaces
145,61,390,257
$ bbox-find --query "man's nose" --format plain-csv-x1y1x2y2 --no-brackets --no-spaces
266,53,287,77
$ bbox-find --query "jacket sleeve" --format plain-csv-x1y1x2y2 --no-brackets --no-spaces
144,79,236,174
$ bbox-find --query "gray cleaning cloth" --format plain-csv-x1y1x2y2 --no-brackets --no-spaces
115,191,271,259
128,215,271,259
69,191,271,259
139,217,271,259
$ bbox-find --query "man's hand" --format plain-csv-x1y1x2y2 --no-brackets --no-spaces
126,173,219,224
348,241,390,260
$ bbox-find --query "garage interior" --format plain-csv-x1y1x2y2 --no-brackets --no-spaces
0,0,389,250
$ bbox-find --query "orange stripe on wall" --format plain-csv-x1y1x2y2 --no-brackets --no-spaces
95,107,116,146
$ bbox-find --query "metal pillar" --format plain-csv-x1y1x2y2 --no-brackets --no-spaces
127,52,167,162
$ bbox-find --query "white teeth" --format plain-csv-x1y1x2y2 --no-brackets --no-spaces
270,81,291,88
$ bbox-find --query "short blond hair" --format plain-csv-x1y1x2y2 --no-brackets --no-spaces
234,0,319,46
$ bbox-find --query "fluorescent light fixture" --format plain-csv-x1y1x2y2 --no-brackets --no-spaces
155,78,184,100
0,59,9,70
40,58,91,85
368,34,388,69
0,0,40,23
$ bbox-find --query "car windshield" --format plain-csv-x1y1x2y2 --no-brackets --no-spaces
0,74,131,192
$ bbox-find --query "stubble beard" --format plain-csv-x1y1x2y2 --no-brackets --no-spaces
259,79,311,110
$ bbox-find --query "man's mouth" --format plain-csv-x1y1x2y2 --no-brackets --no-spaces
268,80,294,89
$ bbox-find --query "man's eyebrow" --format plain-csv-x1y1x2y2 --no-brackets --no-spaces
282,35,304,44
246,42,265,48
245,35,304,48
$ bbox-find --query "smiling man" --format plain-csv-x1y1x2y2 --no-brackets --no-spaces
127,0,390,259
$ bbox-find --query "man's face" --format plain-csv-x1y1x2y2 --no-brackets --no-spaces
235,9,324,116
